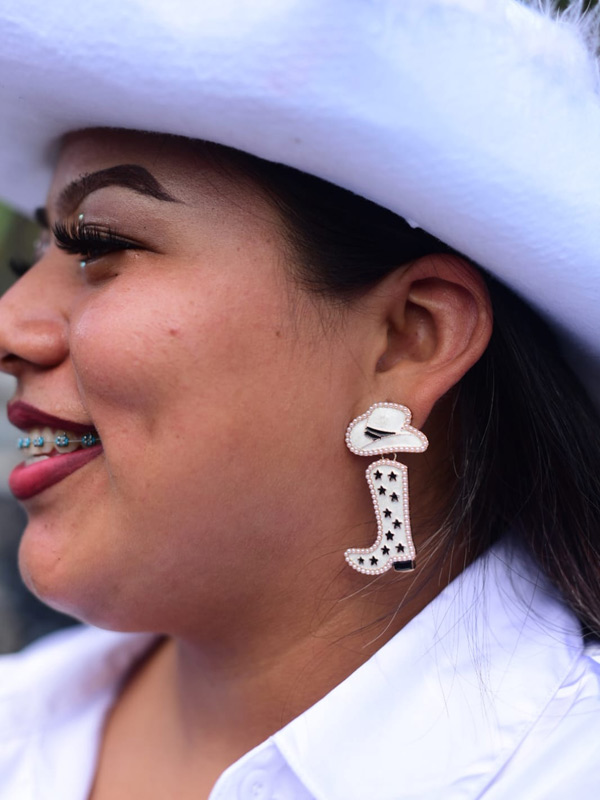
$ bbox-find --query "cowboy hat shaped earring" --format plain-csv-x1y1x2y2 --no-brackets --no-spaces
345,402,428,575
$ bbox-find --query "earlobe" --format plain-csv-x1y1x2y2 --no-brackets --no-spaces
370,255,493,426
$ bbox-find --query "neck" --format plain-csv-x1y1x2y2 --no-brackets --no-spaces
108,538,463,791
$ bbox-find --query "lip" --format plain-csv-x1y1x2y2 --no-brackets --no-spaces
7,400,97,435
9,446,103,501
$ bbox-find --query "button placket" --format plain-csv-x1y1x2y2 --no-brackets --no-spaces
238,767,273,800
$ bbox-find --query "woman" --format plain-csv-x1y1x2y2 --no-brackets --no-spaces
0,1,599,798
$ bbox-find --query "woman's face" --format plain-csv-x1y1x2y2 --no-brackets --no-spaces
0,130,373,634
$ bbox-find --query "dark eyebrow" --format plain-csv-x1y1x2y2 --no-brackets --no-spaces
34,207,49,228
54,164,180,218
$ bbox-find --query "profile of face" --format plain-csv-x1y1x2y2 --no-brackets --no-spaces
0,129,492,643
0,130,390,636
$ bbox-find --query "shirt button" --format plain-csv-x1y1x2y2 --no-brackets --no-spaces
238,768,273,800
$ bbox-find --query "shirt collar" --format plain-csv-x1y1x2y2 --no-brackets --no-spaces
272,537,584,800
0,625,156,741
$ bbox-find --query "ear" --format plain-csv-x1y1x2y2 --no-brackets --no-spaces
360,254,492,428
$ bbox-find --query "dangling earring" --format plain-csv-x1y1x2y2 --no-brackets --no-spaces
345,402,428,575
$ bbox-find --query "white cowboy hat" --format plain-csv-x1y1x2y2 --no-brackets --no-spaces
1,0,599,396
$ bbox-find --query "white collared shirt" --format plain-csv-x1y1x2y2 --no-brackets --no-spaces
1,538,599,799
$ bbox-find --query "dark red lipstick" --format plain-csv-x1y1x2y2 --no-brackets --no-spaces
9,446,103,501
7,400,98,435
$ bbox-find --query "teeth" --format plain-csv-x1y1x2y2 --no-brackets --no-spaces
25,455,50,467
29,426,54,455
52,433,80,454
17,426,99,457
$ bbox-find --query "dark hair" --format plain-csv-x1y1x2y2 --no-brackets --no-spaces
199,140,600,640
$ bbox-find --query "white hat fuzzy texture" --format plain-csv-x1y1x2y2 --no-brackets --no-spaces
1,0,600,397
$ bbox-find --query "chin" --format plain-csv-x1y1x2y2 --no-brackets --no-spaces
18,533,123,631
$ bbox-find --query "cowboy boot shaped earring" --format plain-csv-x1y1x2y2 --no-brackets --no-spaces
345,402,429,575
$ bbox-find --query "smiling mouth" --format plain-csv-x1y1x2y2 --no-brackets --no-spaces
7,402,103,501
10,435,104,501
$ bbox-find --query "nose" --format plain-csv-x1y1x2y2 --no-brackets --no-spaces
0,259,70,377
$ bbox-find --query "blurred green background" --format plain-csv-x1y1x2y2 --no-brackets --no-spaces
0,212,37,295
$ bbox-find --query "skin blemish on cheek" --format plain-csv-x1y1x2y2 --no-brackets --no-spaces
168,327,181,337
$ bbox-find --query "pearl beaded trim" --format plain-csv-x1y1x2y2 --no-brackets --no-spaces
344,402,428,576
344,459,416,575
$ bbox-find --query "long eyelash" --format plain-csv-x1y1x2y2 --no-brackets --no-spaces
53,220,139,260
7,222,138,278
8,258,33,277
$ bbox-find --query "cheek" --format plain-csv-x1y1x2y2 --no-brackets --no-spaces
70,273,272,410
70,283,202,410
19,275,363,629
67,274,331,512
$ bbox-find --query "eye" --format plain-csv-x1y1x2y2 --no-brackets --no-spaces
8,257,33,278
53,220,140,265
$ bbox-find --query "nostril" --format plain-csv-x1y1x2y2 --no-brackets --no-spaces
0,315,69,371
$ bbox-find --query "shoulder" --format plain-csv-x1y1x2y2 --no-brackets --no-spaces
0,625,156,799
483,639,600,799
0,624,156,732
0,624,115,678
0,624,146,688
273,541,600,800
